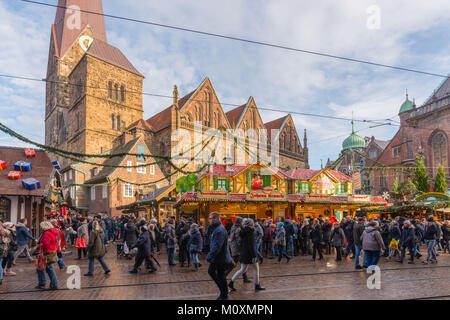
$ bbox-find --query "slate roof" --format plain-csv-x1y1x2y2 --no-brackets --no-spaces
85,138,139,184
265,115,289,142
0,147,54,197
423,76,450,105
146,89,196,132
225,104,246,128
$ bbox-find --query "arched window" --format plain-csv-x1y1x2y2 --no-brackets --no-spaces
108,81,113,99
111,114,115,130
432,133,448,170
120,85,125,102
114,84,119,100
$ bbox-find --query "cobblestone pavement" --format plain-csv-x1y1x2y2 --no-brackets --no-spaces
1,244,449,300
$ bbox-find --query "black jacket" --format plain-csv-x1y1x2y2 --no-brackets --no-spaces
442,225,450,241
130,230,152,258
310,225,323,244
342,221,354,240
124,223,139,246
322,222,332,242
239,226,257,264
424,223,438,240
400,227,414,247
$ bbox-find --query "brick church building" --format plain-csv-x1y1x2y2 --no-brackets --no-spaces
43,0,309,215
371,85,450,195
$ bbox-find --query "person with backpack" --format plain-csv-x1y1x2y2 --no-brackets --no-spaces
361,221,385,268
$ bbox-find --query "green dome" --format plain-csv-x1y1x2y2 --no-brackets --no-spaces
342,132,366,150
399,93,414,114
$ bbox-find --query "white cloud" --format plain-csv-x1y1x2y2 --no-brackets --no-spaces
0,0,449,169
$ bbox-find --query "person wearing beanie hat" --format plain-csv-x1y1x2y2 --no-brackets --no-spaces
275,222,290,263
227,216,250,283
228,219,265,292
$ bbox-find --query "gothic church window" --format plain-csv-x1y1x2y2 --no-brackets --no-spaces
108,81,113,99
120,85,125,102
117,115,121,131
114,84,119,100
111,114,115,130
432,133,448,169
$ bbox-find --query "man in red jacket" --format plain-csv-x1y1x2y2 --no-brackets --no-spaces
35,221,59,290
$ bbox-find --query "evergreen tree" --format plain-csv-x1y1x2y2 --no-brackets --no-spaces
398,179,416,201
413,156,430,193
434,165,448,193
390,177,400,199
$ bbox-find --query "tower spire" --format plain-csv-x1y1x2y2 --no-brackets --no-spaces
351,111,355,134
53,0,107,57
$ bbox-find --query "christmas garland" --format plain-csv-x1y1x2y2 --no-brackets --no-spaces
360,201,449,213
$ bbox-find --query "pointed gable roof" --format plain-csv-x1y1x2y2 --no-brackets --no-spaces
53,0,107,58
86,39,143,77
126,119,154,131
285,168,319,180
264,115,289,142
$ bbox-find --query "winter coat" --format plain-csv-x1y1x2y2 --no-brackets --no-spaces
0,230,11,258
179,232,190,251
130,230,152,258
342,221,354,240
165,223,177,249
124,223,139,247
15,223,35,246
87,229,106,259
254,224,264,244
361,226,385,252
310,225,323,244
239,226,257,264
330,227,346,247
188,230,202,253
275,227,286,247
442,225,450,241
229,224,242,257
267,225,276,242
38,228,59,254
353,222,365,246
284,220,294,238
322,222,332,242
400,226,415,248
77,224,89,241
424,223,438,240
206,221,231,265
390,225,401,240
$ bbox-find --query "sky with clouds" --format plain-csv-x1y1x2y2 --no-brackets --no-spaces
0,0,449,170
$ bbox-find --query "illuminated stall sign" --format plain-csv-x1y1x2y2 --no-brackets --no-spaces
246,191,287,202
198,191,229,200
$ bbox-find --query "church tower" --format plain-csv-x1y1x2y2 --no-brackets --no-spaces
45,0,144,169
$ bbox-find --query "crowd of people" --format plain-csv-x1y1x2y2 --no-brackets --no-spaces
0,211,449,299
